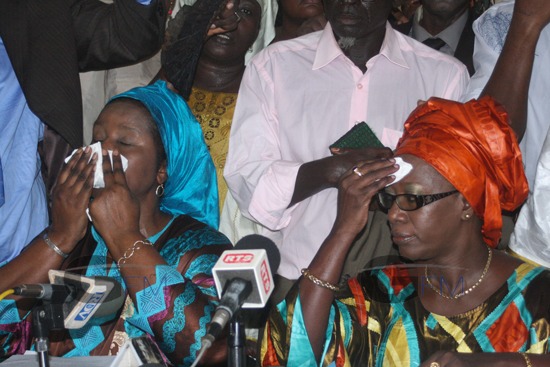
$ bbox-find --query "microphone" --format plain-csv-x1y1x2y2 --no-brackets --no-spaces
13,284,76,303
13,270,125,329
207,235,280,340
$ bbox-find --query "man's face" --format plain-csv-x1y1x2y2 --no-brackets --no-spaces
422,0,469,19
324,0,392,39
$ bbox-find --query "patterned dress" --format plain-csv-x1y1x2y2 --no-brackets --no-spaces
187,87,237,211
261,263,550,366
0,215,231,366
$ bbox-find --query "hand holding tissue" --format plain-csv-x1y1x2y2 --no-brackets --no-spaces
64,142,129,188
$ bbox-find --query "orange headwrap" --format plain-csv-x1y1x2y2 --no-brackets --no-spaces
394,96,528,247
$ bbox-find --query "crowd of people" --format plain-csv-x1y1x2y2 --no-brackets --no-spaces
1,0,550,366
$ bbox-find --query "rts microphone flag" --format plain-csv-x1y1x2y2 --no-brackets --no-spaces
212,234,280,309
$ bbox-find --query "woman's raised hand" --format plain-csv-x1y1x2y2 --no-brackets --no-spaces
89,150,141,246
49,147,96,247
207,0,240,36
333,158,398,236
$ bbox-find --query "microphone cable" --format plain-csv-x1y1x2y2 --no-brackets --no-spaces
189,334,214,367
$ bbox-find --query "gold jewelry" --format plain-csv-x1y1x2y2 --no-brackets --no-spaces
429,362,440,367
352,166,363,177
117,240,153,267
521,353,533,367
43,233,69,259
301,268,340,292
425,247,492,300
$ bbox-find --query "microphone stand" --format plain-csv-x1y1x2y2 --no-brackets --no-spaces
227,311,245,367
32,302,65,367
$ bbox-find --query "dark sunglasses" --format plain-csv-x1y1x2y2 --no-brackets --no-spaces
377,190,459,211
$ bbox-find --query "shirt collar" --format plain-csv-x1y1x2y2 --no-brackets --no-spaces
411,7,469,53
313,22,409,70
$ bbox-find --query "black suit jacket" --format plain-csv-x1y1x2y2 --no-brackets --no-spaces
0,0,166,191
393,9,476,76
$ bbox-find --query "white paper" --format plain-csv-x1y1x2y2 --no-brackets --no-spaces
386,157,413,186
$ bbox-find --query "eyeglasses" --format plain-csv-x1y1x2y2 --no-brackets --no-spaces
377,190,459,211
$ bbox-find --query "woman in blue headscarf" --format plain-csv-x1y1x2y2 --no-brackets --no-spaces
0,80,230,366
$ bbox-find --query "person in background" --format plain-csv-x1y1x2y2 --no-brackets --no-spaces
0,81,230,366
461,0,550,266
79,0,278,145
0,0,168,265
261,97,550,367
271,0,325,43
224,0,469,303
396,0,476,75
158,0,265,245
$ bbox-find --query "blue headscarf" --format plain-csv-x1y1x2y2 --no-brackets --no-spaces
110,80,219,228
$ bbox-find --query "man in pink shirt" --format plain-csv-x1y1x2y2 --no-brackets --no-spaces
224,0,468,298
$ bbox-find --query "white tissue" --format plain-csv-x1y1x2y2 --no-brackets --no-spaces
64,142,129,188
386,157,413,186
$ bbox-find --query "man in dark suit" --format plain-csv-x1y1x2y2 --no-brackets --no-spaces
394,0,476,75
0,0,167,263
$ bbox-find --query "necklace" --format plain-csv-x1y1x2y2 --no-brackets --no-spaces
425,247,492,300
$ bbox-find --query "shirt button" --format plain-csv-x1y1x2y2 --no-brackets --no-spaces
357,84,363,89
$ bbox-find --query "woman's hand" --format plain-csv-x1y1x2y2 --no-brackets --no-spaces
49,147,96,247
89,150,141,247
328,146,393,185
207,0,240,36
332,158,398,237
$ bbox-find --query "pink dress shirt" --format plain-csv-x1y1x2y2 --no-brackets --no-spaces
224,23,469,279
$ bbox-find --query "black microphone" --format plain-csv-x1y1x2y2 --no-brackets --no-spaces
206,235,280,341
14,271,125,329
13,284,76,303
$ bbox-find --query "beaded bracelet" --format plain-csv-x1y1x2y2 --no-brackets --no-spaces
43,233,69,259
301,268,340,292
520,353,533,367
117,239,153,267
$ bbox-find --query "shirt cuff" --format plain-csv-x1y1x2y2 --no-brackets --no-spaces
248,162,301,230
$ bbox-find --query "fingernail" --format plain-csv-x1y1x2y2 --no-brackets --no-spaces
210,23,216,28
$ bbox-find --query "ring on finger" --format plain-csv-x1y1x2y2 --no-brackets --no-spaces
353,166,363,177
430,363,440,367
234,11,241,21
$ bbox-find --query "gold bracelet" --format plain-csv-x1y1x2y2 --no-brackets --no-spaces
301,268,340,292
117,240,153,267
43,233,69,259
520,353,533,367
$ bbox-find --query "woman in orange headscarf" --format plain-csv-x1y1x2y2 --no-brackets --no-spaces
260,97,550,367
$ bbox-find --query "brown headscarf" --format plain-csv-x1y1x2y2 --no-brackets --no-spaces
394,96,528,247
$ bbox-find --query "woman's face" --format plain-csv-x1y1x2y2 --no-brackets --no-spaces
91,100,165,200
280,0,324,23
385,154,464,261
201,0,262,62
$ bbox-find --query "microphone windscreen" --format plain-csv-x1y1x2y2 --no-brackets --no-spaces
92,277,125,318
234,235,280,273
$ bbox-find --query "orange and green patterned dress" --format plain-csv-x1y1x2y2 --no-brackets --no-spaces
261,263,550,366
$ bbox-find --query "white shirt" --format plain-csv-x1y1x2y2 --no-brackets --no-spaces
225,22,468,279
462,0,550,188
